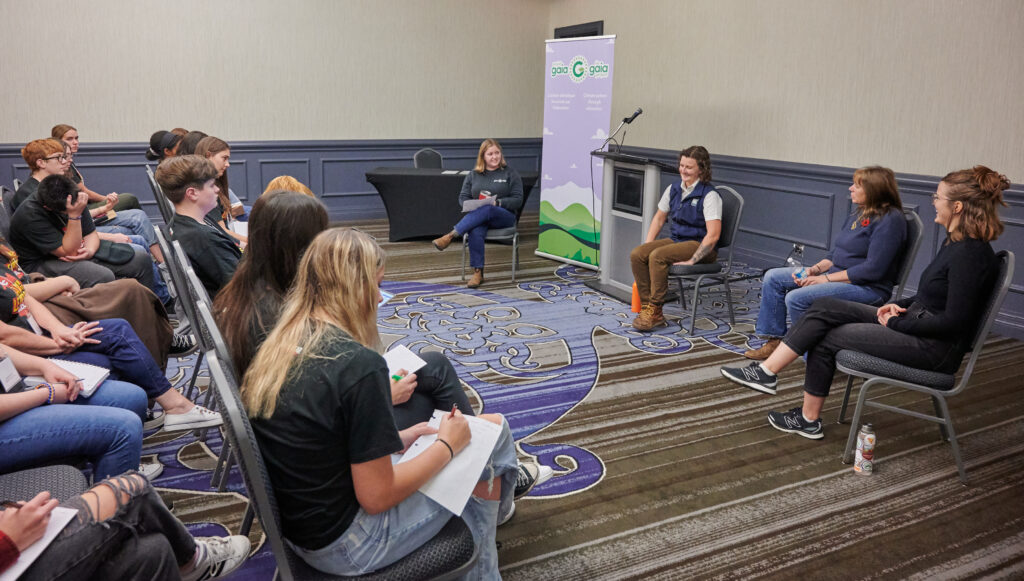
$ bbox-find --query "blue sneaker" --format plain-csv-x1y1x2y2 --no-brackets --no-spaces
721,362,778,395
767,407,824,440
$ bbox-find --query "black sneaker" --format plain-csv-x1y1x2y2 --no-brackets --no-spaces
513,462,553,499
721,362,778,395
169,333,197,355
767,407,824,439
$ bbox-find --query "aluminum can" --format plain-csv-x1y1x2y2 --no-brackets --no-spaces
854,423,875,475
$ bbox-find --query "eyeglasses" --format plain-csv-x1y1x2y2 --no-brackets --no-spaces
44,154,70,162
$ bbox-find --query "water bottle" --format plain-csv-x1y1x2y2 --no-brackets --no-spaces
785,244,807,279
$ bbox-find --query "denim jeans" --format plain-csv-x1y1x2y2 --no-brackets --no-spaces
754,267,888,337
99,209,158,247
454,205,516,269
52,318,174,401
783,298,962,397
392,352,475,430
20,475,197,581
292,418,518,579
0,379,145,478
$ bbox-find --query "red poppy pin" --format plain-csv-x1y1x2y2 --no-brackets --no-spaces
860,218,870,227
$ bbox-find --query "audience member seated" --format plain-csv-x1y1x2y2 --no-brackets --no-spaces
51,124,142,212
9,175,162,300
627,145,721,331
144,130,182,163
155,156,242,297
0,244,220,432
243,228,518,577
0,472,250,580
744,166,908,360
262,175,315,198
176,130,208,156
720,166,1009,439
0,344,146,479
195,136,248,238
431,138,523,288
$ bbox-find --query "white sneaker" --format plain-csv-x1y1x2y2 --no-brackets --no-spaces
498,501,516,526
138,462,163,481
163,405,222,431
182,535,251,581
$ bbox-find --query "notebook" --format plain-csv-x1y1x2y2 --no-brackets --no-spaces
23,359,110,398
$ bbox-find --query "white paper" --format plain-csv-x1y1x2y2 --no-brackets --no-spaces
0,507,77,581
441,170,460,175
24,359,110,398
231,221,248,237
398,410,502,515
382,345,427,377
461,197,496,213
0,355,20,393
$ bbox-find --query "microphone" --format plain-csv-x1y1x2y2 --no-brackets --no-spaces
623,108,643,124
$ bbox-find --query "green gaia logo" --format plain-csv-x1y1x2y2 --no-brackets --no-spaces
550,56,610,83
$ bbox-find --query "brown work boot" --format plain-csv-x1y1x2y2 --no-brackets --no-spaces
632,304,666,331
432,230,457,251
744,338,781,360
467,268,484,288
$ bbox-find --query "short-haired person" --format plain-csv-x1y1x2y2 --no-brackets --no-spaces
144,130,182,162
629,145,721,331
243,228,518,577
9,174,160,295
743,166,908,360
0,473,250,581
721,166,1010,439
155,155,242,297
432,139,523,288
51,124,142,212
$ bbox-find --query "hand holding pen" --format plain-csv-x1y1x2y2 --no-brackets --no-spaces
0,492,59,551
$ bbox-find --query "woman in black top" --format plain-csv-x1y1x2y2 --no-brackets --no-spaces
720,166,1009,440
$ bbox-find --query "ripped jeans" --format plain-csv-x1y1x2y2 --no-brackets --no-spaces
20,473,197,581
291,417,518,579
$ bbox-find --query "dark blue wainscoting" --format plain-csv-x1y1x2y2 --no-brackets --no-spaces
3,139,1019,339
0,138,544,223
624,145,1024,341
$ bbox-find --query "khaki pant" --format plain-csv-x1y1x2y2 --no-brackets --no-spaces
630,239,717,306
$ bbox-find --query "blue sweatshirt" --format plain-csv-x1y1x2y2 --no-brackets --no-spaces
826,208,906,299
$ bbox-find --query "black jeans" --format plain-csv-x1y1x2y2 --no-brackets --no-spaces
392,351,474,429
22,474,196,581
782,297,962,398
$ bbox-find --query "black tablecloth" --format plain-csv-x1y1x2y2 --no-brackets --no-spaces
366,168,538,242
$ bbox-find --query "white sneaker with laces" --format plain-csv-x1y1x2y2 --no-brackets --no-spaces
181,535,251,581
498,501,516,526
138,462,163,481
163,405,222,431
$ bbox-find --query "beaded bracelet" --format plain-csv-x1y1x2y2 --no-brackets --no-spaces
436,438,455,460
67,215,83,221
34,382,54,404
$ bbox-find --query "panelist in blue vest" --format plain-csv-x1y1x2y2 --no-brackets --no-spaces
630,146,721,331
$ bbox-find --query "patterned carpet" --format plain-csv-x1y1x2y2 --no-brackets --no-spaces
147,215,1024,580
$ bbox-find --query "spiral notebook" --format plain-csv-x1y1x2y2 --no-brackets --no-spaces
24,359,110,398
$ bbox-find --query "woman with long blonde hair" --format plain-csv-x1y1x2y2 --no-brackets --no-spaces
243,228,517,578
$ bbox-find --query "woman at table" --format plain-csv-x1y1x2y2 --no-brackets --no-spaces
629,145,721,331
720,166,1008,440
431,139,523,288
51,124,142,212
743,166,907,360
243,228,518,577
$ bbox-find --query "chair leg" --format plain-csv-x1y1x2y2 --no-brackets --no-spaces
183,351,205,400
842,380,874,463
837,375,856,424
461,239,467,281
931,396,967,484
210,439,232,489
932,396,950,441
724,278,736,326
241,503,255,536
511,234,518,282
688,275,705,335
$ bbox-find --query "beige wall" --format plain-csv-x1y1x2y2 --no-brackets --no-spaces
0,0,549,143
2,0,1021,181
548,0,1024,181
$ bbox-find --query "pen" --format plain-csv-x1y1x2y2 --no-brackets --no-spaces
1,500,24,509
449,403,457,419
391,373,403,382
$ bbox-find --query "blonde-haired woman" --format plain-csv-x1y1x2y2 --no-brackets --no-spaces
262,175,315,198
243,228,517,578
432,139,523,288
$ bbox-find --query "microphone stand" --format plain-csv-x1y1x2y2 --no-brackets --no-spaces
594,117,628,154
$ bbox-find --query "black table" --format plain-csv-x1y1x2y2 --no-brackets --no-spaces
366,167,538,241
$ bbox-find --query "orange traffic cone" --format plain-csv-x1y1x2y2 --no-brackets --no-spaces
631,282,641,313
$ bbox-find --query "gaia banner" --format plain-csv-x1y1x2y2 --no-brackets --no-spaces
536,35,615,267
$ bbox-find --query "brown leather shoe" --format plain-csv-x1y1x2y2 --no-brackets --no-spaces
632,304,666,331
467,268,484,288
744,338,781,360
432,231,456,251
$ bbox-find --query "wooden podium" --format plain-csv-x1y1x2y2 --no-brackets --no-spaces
585,151,676,303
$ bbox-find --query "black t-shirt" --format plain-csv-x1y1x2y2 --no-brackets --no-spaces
251,327,403,550
8,197,96,274
170,213,241,297
11,177,40,211
0,244,38,332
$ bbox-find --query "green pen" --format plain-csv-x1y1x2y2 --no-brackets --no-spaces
391,373,403,382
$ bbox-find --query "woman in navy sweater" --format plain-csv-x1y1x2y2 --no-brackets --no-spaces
744,166,907,360
720,166,1008,440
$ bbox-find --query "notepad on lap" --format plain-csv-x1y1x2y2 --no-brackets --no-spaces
0,507,77,581
24,359,110,398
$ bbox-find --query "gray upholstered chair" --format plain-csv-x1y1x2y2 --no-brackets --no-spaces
837,250,1014,484
204,352,480,580
0,465,88,503
666,185,745,335
146,165,175,224
890,209,925,302
413,148,443,169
